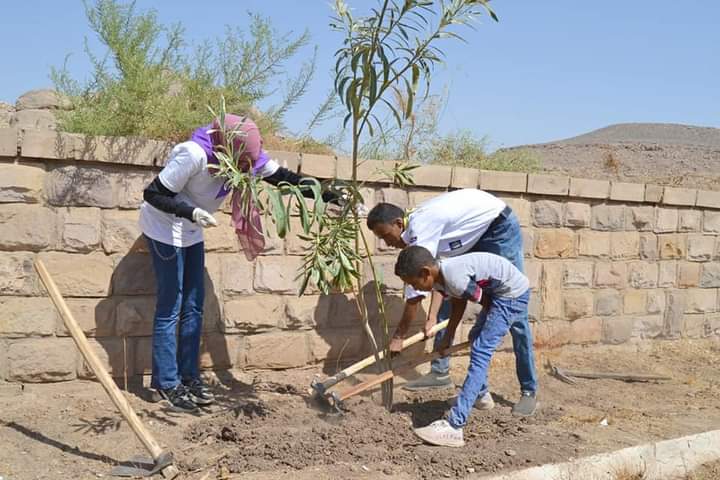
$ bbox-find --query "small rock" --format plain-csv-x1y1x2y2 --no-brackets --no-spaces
383,467,393,475
361,465,370,472
443,474,451,478
505,449,517,457
467,467,476,473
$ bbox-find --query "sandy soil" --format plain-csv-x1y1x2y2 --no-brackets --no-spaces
1,338,719,480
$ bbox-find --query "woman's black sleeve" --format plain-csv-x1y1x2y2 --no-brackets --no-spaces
143,176,196,221
263,166,340,204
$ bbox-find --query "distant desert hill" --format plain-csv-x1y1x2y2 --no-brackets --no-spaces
504,123,720,190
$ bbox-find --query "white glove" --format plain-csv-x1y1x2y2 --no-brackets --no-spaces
192,208,218,228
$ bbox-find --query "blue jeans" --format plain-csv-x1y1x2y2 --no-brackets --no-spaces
431,211,538,394
146,236,205,390
447,291,530,428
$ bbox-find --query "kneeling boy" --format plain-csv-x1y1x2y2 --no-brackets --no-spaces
394,245,530,447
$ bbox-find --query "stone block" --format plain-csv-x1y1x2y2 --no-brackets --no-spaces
479,170,526,193
682,314,706,338
563,290,593,320
224,295,284,333
0,204,57,251
450,167,480,189
501,197,530,227
58,298,116,337
655,208,678,233
646,291,665,315
632,315,664,340
684,288,717,313
569,177,609,199
363,256,405,292
639,233,658,260
284,295,330,330
522,228,534,258
578,231,610,257
610,181,644,202
118,171,155,209
0,252,41,296
658,234,687,259
696,190,720,209
245,331,309,369
525,259,541,290
662,187,696,206
528,294,541,322
45,165,120,208
627,261,658,288
594,263,626,288
38,252,114,297
11,109,57,130
204,213,238,252
610,232,640,259
663,290,685,338
678,262,701,288
376,187,409,209
102,210,144,254
564,202,591,227
60,207,102,252
644,184,664,203
602,316,635,344
703,211,720,233
678,209,702,232
299,153,336,179
78,338,131,379
527,174,568,195
700,263,720,288
595,289,621,316
0,127,17,156
687,234,715,261
408,190,439,207
219,254,254,297
0,297,57,337
267,150,300,171
591,205,625,231
8,338,77,382
412,165,452,188
624,206,655,231
131,337,152,374
540,263,563,320
254,256,303,294
16,89,71,110
115,297,155,336
623,290,647,315
199,334,241,370
307,327,369,362
0,163,45,203
355,159,398,183
562,261,593,288
534,229,576,258
532,200,563,227
658,261,677,288
568,317,602,344
19,130,72,159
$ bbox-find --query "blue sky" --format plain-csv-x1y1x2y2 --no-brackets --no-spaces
1,1,718,148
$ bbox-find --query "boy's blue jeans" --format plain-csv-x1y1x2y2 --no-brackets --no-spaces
448,290,531,428
430,210,538,394
146,236,205,390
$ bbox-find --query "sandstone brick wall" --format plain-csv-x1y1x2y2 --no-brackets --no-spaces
1,126,719,383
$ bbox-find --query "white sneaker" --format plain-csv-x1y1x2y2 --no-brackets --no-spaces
447,392,495,410
413,419,465,447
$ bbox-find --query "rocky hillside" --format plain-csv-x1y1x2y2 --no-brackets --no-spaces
505,123,720,190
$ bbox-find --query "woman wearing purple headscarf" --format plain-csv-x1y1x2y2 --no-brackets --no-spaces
139,115,338,412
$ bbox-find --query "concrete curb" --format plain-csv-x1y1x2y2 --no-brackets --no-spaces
473,429,720,480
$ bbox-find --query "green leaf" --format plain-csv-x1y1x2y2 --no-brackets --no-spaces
266,188,288,238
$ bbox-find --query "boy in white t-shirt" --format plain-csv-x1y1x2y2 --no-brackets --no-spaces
394,245,530,447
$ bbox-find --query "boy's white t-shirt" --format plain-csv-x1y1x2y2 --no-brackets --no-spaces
434,252,529,301
139,141,278,247
400,189,506,299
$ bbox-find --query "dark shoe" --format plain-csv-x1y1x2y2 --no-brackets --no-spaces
403,372,454,391
512,391,538,417
183,378,215,406
156,384,198,413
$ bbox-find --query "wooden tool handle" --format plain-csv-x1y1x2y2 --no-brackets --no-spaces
34,260,165,459
333,320,449,380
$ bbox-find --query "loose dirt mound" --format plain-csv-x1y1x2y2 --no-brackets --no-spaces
505,123,720,190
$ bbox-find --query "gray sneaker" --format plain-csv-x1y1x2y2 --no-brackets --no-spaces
511,391,538,417
403,372,454,391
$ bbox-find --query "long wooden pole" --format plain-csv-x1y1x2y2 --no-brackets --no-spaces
34,259,178,479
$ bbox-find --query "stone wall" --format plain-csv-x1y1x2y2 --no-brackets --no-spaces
1,126,719,383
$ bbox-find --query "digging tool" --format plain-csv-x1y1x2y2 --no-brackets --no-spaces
327,340,472,412
310,319,449,397
34,259,179,479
